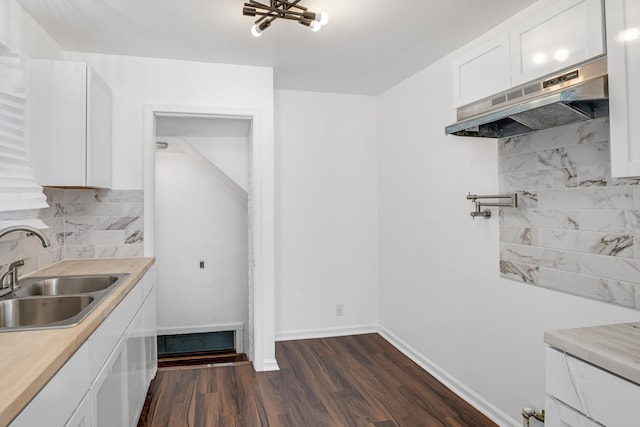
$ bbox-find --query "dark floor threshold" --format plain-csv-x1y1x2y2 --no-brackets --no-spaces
157,351,248,369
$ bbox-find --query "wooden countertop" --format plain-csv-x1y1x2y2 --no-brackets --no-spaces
545,322,640,385
0,257,155,426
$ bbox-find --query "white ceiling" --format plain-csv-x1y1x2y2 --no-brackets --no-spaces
15,0,536,95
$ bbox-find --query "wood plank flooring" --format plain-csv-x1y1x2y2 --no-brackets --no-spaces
138,333,497,427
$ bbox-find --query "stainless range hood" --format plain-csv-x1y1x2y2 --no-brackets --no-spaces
445,58,608,138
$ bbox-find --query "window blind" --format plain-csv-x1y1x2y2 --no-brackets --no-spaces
0,51,48,213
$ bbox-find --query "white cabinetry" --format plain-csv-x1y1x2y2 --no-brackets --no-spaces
452,33,510,108
29,60,112,188
510,0,605,86
9,270,156,427
606,0,640,177
545,347,640,426
452,0,605,107
10,344,90,427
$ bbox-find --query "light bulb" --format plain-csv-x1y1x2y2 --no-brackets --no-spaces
532,52,547,65
316,12,329,26
251,24,262,37
310,20,322,32
554,48,569,62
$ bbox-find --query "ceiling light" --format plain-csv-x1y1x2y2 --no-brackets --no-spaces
243,1,329,36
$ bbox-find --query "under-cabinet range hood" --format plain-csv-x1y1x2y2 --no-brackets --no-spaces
445,58,608,138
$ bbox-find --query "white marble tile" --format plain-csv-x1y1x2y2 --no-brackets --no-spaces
501,243,581,272
95,189,143,203
581,253,640,284
43,187,65,203
624,211,640,234
500,260,539,283
636,236,640,259
499,134,533,157
63,189,97,203
500,226,538,245
538,187,634,209
124,230,143,244
538,141,610,171
64,246,96,259
500,169,577,192
539,267,636,308
95,216,141,231
634,188,640,210
500,208,579,229
579,210,627,233
64,216,96,232
539,229,634,257
499,152,537,174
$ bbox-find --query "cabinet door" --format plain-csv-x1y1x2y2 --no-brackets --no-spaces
452,32,510,107
10,344,90,427
607,0,640,177
510,0,605,86
86,69,112,188
65,392,92,427
29,60,87,187
91,338,128,427
126,308,147,426
144,287,158,387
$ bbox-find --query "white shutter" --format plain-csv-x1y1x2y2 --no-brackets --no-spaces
0,51,48,212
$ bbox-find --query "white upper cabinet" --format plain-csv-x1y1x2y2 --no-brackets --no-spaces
452,33,511,108
510,0,605,86
452,0,605,107
29,60,112,188
606,0,640,177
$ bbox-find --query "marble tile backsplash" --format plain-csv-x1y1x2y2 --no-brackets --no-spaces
499,117,640,310
0,188,143,280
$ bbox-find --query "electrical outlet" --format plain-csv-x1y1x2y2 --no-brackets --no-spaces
336,303,344,316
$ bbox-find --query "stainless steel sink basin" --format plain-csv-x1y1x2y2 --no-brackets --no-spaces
16,275,120,296
0,273,128,332
0,296,94,329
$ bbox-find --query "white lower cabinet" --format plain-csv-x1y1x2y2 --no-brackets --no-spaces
65,393,92,427
9,270,157,426
545,347,640,426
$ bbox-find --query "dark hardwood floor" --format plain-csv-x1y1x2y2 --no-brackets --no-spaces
138,333,497,427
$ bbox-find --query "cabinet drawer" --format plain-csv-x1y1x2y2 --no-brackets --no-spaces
546,347,640,426
10,344,90,427
88,282,143,381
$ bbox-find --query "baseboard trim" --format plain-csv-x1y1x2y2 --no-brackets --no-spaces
259,358,280,372
378,326,519,427
275,324,378,341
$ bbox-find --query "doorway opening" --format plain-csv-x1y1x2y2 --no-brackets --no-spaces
143,106,278,371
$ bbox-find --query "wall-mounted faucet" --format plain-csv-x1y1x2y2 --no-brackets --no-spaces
466,193,518,219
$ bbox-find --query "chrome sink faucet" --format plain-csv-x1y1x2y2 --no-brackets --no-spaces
1,260,24,291
0,225,51,292
0,225,51,248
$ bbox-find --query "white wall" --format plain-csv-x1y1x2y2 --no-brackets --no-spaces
64,51,276,369
187,137,250,191
274,90,379,339
155,139,248,339
64,51,273,190
376,24,640,427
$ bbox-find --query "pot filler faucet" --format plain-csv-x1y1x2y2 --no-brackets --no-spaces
0,226,51,292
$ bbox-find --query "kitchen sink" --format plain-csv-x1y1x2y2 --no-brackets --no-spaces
0,273,128,332
15,275,120,297
0,296,94,329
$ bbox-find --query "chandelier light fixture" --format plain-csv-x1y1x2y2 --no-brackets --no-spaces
243,1,329,37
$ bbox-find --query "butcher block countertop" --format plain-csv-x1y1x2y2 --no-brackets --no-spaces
0,257,155,426
545,321,640,385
